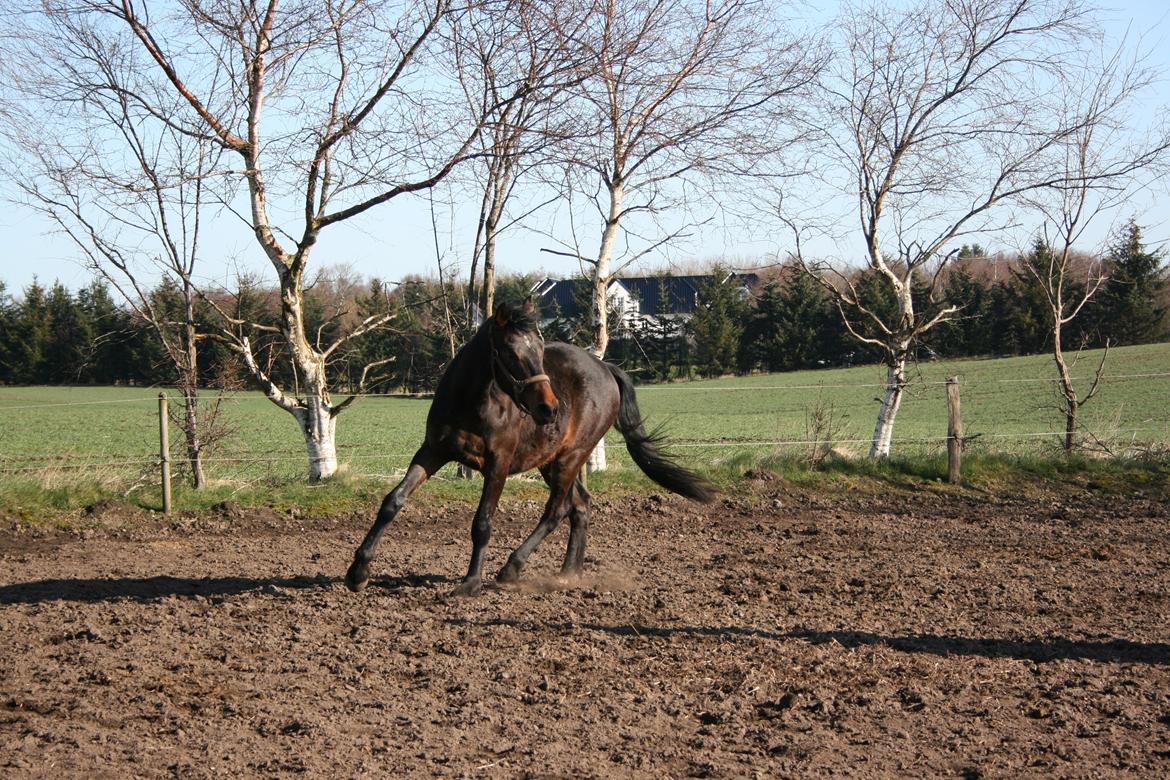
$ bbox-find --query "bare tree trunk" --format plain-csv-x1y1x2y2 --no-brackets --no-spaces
1052,327,1079,452
480,164,511,320
588,180,624,361
281,269,340,482
295,396,339,482
482,226,498,319
585,180,625,473
180,293,206,488
181,386,207,488
870,353,907,458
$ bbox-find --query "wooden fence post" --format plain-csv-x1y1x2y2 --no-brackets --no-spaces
158,392,172,514
946,377,962,485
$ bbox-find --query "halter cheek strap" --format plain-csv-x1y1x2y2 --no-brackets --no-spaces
491,350,551,416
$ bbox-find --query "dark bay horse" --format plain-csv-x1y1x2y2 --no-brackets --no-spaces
345,299,715,596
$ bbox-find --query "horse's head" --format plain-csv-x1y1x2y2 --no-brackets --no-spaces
489,299,559,425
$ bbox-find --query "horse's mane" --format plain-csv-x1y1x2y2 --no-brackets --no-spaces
504,306,541,334
482,302,541,336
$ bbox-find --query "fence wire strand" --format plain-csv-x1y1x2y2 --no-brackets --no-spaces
2,371,1168,411
2,370,1167,478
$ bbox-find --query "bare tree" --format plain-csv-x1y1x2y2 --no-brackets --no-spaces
3,11,232,488
1021,44,1170,452
552,0,819,469
563,0,815,357
10,0,519,482
790,0,1164,457
449,0,589,323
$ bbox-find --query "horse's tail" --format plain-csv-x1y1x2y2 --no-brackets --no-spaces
606,362,717,503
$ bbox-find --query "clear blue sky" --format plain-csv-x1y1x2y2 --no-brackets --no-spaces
1,0,1167,295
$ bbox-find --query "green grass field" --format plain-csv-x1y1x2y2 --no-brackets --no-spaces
1,342,1167,515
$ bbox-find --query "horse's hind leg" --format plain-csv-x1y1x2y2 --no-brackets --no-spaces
497,467,574,584
561,475,592,576
345,448,445,592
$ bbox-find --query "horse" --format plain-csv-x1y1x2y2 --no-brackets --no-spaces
345,299,716,596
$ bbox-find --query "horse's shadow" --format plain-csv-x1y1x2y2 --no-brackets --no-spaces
0,572,447,605
446,616,1170,666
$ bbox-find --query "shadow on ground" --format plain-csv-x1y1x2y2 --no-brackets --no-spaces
0,574,339,604
447,616,1170,666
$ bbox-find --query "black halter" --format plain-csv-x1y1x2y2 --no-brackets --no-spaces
489,329,551,417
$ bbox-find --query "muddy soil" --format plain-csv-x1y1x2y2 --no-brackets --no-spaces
2,483,1170,778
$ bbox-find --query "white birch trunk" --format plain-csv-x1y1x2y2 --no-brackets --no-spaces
285,282,341,482
586,180,625,473
869,355,907,458
237,267,345,483
295,396,339,482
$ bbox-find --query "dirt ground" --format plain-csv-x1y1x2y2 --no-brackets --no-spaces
2,479,1170,778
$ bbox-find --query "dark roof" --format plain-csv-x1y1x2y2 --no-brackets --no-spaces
533,273,758,319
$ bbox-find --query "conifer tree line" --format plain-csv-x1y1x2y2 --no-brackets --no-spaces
3,222,1163,390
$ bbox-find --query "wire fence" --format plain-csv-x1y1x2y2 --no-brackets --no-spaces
1,367,1168,490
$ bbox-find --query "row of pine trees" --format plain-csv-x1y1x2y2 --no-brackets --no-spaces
1,224,1165,389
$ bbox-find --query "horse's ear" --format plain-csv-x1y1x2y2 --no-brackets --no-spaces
522,296,535,314
493,302,511,327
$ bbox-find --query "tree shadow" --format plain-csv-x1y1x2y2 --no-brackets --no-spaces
0,570,452,605
446,617,1170,665
0,574,339,604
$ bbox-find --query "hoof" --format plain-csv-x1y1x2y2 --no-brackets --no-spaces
450,577,483,598
345,562,369,592
497,560,522,584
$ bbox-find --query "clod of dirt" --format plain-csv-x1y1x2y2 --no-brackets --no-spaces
755,692,796,719
1091,544,1116,561
211,500,242,518
744,468,780,481
83,499,135,518
210,500,284,528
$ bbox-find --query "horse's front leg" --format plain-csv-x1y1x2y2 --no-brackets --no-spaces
346,447,445,592
452,459,509,597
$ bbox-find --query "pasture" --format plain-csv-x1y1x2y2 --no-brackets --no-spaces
1,345,1169,776
1,342,1168,516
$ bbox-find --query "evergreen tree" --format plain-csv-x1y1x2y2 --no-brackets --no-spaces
8,280,51,384
0,282,14,384
689,267,747,377
845,270,898,363
43,282,93,384
957,243,988,261
934,265,988,357
644,277,687,380
387,279,451,393
1095,220,1167,345
541,297,578,345
739,270,840,372
348,278,398,393
77,280,134,384
494,273,541,307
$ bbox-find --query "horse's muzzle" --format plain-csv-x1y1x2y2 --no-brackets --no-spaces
533,401,558,425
